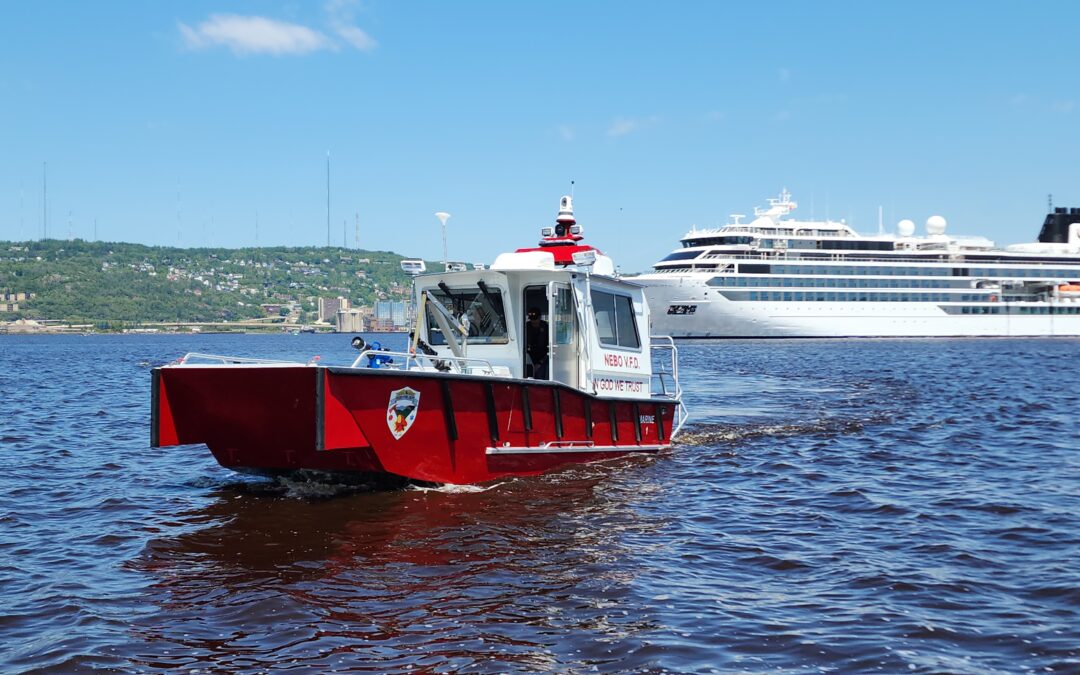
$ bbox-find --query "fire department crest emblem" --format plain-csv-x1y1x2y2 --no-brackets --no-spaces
386,387,421,440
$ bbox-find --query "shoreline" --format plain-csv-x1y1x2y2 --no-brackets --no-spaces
0,323,406,336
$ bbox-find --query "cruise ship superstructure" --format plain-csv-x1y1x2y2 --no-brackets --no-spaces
637,191,1080,338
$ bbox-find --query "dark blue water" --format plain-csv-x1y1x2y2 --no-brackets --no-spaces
1,334,1077,673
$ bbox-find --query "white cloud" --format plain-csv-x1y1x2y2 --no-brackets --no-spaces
1009,93,1028,107
773,110,791,122
1053,100,1075,113
778,67,791,83
334,24,377,51
607,116,658,137
179,15,332,55
608,118,638,136
178,5,376,55
325,0,377,51
557,125,575,141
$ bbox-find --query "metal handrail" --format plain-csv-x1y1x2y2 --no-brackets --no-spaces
349,349,505,376
649,335,688,440
178,352,303,365
541,440,596,448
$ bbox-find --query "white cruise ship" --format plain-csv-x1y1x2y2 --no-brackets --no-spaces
636,191,1080,338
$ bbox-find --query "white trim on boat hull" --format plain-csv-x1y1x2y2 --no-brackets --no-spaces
486,444,666,455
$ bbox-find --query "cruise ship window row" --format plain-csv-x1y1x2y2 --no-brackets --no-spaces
709,276,987,289
650,265,718,272
653,262,1080,277
719,291,1047,303
741,265,1080,278
759,264,955,276
680,232,854,248
946,306,1080,315
682,238,922,251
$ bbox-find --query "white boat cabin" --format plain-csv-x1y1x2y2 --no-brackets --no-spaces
378,196,673,400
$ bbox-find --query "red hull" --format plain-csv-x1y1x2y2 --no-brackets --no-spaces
152,366,677,484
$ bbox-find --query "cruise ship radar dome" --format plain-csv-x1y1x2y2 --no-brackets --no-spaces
897,219,916,237
926,215,947,235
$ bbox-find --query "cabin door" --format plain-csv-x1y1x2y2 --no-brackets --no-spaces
548,281,579,388
522,285,549,378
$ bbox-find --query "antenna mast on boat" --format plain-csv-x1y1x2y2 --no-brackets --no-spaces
878,206,884,235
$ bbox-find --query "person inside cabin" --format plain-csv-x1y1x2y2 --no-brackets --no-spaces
525,307,549,379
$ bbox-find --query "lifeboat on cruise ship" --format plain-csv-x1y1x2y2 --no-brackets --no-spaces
150,196,687,485
1057,283,1080,293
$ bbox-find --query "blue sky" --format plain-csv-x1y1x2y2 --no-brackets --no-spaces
1,1,1078,272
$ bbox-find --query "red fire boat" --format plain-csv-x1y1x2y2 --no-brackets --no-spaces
151,196,687,485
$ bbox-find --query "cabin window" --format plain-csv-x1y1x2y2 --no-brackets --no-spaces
660,250,703,261
740,263,771,274
591,289,641,350
553,285,575,345
426,286,509,345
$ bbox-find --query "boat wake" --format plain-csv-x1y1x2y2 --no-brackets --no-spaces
408,482,507,494
675,414,891,446
188,470,509,499
273,473,380,499
192,469,413,499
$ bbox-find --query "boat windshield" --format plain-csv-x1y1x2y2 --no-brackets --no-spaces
426,286,509,345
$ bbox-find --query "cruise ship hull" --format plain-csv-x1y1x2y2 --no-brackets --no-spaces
643,278,1080,338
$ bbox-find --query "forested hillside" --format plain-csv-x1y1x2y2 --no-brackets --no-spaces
0,239,418,327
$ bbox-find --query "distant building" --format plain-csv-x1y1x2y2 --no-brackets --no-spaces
374,300,407,330
1,290,25,312
318,296,349,323
336,308,365,333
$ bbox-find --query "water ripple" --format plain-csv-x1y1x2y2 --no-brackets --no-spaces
1,334,1078,673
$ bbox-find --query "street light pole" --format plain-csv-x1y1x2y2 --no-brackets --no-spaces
435,211,451,270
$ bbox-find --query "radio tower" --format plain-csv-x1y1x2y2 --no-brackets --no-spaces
42,161,47,240
176,184,182,244
326,151,331,247
354,211,359,249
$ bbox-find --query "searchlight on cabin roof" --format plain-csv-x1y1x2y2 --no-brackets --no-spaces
400,259,426,275
572,249,597,267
